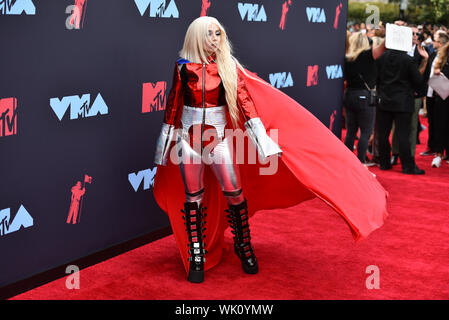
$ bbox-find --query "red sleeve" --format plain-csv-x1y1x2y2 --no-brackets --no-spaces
237,67,259,121
163,62,184,125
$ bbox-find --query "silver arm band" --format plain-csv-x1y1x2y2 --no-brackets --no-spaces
154,123,175,166
244,117,282,161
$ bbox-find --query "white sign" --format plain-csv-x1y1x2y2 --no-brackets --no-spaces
429,73,449,100
385,23,412,52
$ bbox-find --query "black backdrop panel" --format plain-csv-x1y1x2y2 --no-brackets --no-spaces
0,0,347,288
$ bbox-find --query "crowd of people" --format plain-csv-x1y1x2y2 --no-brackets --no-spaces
344,21,449,174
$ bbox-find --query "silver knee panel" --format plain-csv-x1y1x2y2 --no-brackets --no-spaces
178,135,244,205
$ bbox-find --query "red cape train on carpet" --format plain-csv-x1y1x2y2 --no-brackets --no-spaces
153,68,389,272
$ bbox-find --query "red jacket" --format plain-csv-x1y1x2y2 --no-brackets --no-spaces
163,57,259,126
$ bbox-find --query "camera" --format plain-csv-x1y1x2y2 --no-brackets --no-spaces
417,32,425,42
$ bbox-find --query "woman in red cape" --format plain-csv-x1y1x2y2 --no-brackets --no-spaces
153,16,388,283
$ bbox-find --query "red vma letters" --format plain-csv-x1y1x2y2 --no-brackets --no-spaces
142,81,167,113
0,97,18,138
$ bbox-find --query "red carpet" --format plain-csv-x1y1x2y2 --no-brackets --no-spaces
10,117,449,300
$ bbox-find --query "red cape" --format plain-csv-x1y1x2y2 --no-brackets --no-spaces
153,70,389,272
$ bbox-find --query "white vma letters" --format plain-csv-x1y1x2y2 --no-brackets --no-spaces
0,0,35,15
306,7,326,23
50,93,109,121
269,72,293,89
0,205,33,237
134,0,179,18
326,65,343,80
238,2,267,22
128,167,157,192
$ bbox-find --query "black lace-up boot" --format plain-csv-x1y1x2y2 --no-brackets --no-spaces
226,199,258,274
181,201,207,283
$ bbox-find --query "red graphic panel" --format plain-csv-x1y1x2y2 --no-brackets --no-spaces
70,0,88,29
142,81,167,113
0,97,18,138
66,181,86,224
66,174,92,224
279,0,291,30
84,174,92,184
334,2,343,30
200,0,211,16
307,65,319,87
329,109,337,132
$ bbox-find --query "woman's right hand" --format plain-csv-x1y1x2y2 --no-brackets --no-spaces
417,44,429,60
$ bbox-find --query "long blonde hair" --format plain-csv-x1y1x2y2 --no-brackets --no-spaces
435,42,449,72
179,16,244,127
345,32,371,62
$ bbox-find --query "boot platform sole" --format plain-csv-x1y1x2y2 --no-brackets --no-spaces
188,269,204,283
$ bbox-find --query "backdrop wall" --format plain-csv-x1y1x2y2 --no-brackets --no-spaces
0,0,347,288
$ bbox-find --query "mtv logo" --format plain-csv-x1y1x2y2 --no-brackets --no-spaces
326,65,343,79
269,72,293,89
128,167,157,192
142,81,167,113
0,205,33,237
238,2,267,22
134,0,179,18
0,97,17,137
307,65,319,87
0,0,35,15
306,7,326,23
50,93,108,121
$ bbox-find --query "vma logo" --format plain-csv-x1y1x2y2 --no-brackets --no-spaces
134,0,179,18
326,65,343,80
142,81,166,113
0,97,18,138
306,7,326,23
269,72,293,89
238,2,266,22
50,93,109,121
0,205,33,237
129,167,157,192
307,65,319,87
0,0,35,15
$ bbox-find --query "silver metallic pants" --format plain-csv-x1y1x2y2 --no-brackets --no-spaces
178,106,244,206
178,135,244,206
